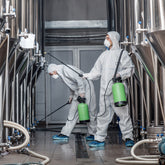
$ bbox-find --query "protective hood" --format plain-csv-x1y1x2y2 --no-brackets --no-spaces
107,31,120,50
47,64,63,75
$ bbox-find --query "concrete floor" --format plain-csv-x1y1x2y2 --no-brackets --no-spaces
0,127,149,165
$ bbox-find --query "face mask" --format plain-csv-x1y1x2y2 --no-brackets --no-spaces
52,74,59,79
104,39,111,48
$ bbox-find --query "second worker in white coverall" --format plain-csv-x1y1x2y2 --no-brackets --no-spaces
47,64,97,141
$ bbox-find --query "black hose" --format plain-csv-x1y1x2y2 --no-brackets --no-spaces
113,50,124,82
46,52,83,77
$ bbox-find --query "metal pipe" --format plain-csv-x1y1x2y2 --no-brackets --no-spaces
134,78,138,124
0,74,3,144
23,79,26,128
27,86,30,129
5,34,10,141
130,77,135,125
162,67,165,128
35,0,39,43
21,0,26,31
11,0,16,38
145,73,150,127
29,0,34,33
20,84,23,125
150,0,155,31
41,0,45,55
16,0,19,38
32,87,35,126
154,56,159,126
158,0,165,30
140,64,145,131
134,0,141,44
16,74,19,123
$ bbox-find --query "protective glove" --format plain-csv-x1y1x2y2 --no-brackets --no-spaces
68,97,73,104
112,76,122,83
77,96,86,103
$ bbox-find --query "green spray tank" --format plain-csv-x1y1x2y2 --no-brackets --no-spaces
77,96,90,123
112,50,127,107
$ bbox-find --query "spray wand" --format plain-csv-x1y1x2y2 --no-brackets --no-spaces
39,101,70,122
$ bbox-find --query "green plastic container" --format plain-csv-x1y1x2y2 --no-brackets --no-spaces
112,82,127,107
78,103,90,123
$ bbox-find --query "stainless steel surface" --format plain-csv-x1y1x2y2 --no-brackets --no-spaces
150,0,155,31
140,64,145,130
158,0,165,29
23,79,26,127
0,74,3,144
11,0,16,38
135,44,154,79
134,77,138,125
154,56,159,126
29,0,34,33
5,34,10,140
162,66,165,129
147,126,164,154
35,0,39,42
130,77,135,124
20,83,23,125
16,74,19,123
21,0,26,31
16,0,20,38
134,0,141,44
146,73,151,127
146,30,165,66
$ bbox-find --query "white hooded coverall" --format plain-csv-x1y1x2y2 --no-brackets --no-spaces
48,64,97,137
84,31,135,142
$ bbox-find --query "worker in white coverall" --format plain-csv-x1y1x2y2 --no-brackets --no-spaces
47,64,97,141
83,31,135,147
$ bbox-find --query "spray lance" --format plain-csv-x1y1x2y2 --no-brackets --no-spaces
112,50,127,107
46,52,90,123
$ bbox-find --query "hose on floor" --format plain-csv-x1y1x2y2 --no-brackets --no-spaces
3,120,50,165
115,139,159,164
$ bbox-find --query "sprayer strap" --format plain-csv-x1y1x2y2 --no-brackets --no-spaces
113,49,124,79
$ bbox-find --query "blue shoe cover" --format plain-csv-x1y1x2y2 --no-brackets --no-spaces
86,135,94,141
88,140,105,147
125,139,134,147
52,134,69,140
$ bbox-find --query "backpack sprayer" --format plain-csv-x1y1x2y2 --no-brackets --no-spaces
46,52,90,123
112,50,127,107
